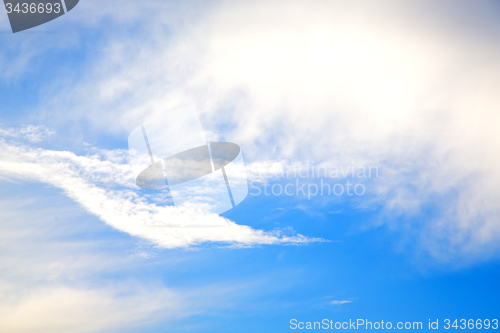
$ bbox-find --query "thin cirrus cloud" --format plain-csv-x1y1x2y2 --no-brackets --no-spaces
0,126,319,249
0,195,276,333
0,124,55,143
80,0,500,262
0,193,187,333
0,285,184,333
4,0,500,262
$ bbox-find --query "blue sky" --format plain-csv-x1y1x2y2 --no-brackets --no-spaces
0,0,500,332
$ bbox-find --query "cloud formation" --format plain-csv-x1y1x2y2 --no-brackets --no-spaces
3,0,500,262
0,125,55,143
86,0,499,262
0,194,283,332
0,133,318,249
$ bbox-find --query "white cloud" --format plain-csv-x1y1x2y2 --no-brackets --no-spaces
0,194,293,332
0,194,184,333
4,0,500,261
331,300,351,305
89,0,499,262
0,125,55,143
0,285,181,333
0,134,318,249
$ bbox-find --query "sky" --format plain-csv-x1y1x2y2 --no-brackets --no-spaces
0,0,500,332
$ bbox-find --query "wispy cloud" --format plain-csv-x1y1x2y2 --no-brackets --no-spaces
0,125,55,143
3,0,500,262
0,131,320,249
331,300,352,305
0,194,294,332
0,285,183,333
